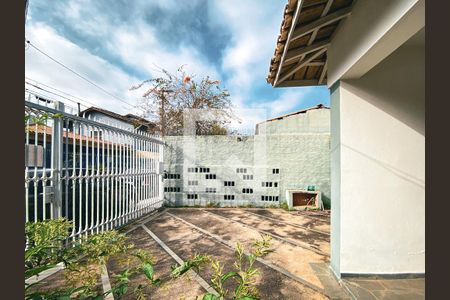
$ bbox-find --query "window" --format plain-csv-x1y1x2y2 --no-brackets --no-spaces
187,194,198,200
224,181,235,186
242,188,253,194
243,174,253,180
164,187,181,192
272,168,280,174
274,182,278,187
205,187,216,193
188,180,198,186
224,195,235,200
164,173,181,179
206,174,216,179
198,167,210,173
261,195,279,201
261,182,273,187
236,168,247,173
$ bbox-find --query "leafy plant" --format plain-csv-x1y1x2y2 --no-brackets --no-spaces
172,235,272,300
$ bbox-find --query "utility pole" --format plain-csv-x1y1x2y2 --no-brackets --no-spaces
158,89,173,137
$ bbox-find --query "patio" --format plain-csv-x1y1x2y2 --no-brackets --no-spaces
118,207,425,299
30,207,425,299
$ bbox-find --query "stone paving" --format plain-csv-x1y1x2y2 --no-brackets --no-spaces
342,277,425,300
121,208,425,299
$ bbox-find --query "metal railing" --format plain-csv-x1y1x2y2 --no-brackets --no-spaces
25,100,164,239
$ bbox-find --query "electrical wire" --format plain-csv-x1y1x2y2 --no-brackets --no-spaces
25,78,98,108
25,39,135,108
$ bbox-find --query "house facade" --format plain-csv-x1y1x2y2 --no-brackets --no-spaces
267,0,425,278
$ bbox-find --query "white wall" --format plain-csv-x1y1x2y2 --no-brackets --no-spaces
327,0,424,87
331,29,424,275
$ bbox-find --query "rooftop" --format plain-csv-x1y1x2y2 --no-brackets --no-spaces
267,0,354,88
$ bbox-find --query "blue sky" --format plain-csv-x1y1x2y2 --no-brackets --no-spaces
25,0,330,131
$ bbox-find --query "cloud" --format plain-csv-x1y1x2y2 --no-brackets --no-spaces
25,23,142,115
25,0,330,132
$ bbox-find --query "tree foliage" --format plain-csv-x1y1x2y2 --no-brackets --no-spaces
130,66,237,136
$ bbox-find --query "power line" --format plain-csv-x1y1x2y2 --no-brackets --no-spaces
25,87,88,112
25,77,98,108
26,39,135,109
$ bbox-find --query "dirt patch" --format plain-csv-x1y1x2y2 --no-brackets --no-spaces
27,263,103,297
106,226,205,299
205,209,330,255
168,209,329,289
243,208,330,233
149,212,329,299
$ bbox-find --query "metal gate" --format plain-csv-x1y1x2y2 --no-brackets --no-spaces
25,100,164,239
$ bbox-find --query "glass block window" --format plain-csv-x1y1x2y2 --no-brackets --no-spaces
199,167,210,173
206,174,217,179
164,173,181,179
224,195,235,200
261,196,279,201
243,174,253,180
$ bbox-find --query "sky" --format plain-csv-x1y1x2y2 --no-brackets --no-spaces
25,0,330,132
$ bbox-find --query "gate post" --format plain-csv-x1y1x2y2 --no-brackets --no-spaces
51,101,64,219
158,142,164,204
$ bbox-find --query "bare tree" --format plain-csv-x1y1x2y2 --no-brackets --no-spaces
130,66,237,136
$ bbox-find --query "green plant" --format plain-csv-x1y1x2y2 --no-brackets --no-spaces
205,201,220,208
171,235,272,300
25,218,161,299
279,201,293,211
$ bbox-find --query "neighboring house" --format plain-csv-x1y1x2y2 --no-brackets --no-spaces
267,0,424,278
80,107,155,133
255,104,329,135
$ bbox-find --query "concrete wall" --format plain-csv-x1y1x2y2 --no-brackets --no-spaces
330,29,424,276
163,109,331,207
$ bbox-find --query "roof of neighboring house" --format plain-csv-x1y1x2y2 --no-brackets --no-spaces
267,0,353,88
80,107,154,128
258,104,329,124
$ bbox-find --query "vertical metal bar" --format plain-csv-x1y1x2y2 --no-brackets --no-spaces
71,121,77,240
118,132,123,226
84,122,89,236
159,140,164,206
51,101,64,219
90,122,95,233
100,127,105,231
95,126,100,233
33,118,39,222
106,129,111,230
25,109,30,223
42,111,48,220
64,118,69,220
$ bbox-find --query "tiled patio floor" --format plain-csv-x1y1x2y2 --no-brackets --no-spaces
119,208,424,299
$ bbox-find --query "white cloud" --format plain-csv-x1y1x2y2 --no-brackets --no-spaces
25,23,142,115
106,20,220,83
209,0,286,99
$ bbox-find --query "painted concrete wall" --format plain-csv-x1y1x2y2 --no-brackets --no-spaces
163,109,331,207
330,30,424,276
327,0,424,87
